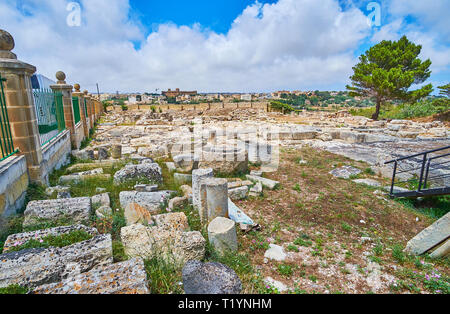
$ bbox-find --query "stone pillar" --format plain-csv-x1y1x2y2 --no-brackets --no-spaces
208,217,238,254
200,178,228,223
111,144,122,159
73,84,89,138
50,72,76,149
192,168,214,214
0,29,44,182
84,91,93,129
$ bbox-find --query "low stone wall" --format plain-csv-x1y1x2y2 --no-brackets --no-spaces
40,129,71,184
123,102,269,112
74,121,85,149
0,155,28,229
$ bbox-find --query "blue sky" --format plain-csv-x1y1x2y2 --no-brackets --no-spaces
1,0,449,93
131,0,278,35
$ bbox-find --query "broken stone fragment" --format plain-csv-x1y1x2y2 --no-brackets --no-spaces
182,260,242,294
97,147,109,160
249,181,263,197
180,185,193,198
329,166,361,179
59,173,111,184
405,212,450,256
0,234,113,289
134,184,158,192
119,190,174,214
227,180,252,189
228,186,249,201
246,174,279,190
152,212,190,232
173,173,192,185
23,197,91,227
72,149,94,161
264,244,287,262
113,163,162,184
250,170,263,176
95,205,113,219
173,154,197,172
264,277,288,292
45,185,70,196
168,196,189,211
3,224,98,252
91,193,110,207
429,239,450,259
165,162,176,172
57,191,71,199
208,217,238,255
124,202,153,226
352,178,381,187
121,223,205,265
67,160,119,173
33,258,149,294
198,146,248,175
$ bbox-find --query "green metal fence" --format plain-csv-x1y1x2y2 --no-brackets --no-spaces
0,73,18,161
72,96,81,124
84,98,88,117
32,88,66,146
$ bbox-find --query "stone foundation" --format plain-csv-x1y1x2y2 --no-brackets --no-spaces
0,155,28,230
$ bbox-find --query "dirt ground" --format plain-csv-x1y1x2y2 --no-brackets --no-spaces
233,147,449,294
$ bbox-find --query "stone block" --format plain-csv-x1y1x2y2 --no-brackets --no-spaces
23,197,91,227
208,217,238,254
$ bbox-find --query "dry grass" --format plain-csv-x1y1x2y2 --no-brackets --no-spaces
233,146,449,294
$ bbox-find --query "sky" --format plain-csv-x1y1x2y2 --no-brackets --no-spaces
0,0,449,93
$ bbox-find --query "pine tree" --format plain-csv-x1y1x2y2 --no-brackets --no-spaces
347,36,433,120
437,83,450,98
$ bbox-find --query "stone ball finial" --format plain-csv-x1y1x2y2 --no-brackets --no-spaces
0,29,15,51
56,71,66,82
74,83,81,92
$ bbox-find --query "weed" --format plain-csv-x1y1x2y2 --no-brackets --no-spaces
277,264,293,277
0,285,29,294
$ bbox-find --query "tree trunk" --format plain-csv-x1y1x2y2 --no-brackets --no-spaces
371,99,381,120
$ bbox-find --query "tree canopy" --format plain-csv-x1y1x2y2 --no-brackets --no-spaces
438,83,450,98
346,36,433,120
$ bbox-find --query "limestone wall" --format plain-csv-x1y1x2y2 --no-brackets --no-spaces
40,129,71,184
0,155,28,229
74,121,85,149
123,102,269,112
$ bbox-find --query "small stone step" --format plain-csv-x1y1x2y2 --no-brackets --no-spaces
33,258,149,294
3,224,98,252
23,197,91,227
0,234,112,289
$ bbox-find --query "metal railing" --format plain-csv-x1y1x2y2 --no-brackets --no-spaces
0,73,18,161
385,146,450,198
72,96,81,124
32,88,66,146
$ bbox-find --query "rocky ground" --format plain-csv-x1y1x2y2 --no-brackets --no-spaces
0,107,448,294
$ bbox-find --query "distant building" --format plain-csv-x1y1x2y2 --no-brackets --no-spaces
162,88,197,98
100,93,114,101
128,94,154,104
241,94,252,101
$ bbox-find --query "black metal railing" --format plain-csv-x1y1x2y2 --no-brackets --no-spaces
385,145,450,198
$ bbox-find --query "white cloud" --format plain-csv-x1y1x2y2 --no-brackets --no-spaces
0,0,372,92
370,0,450,76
